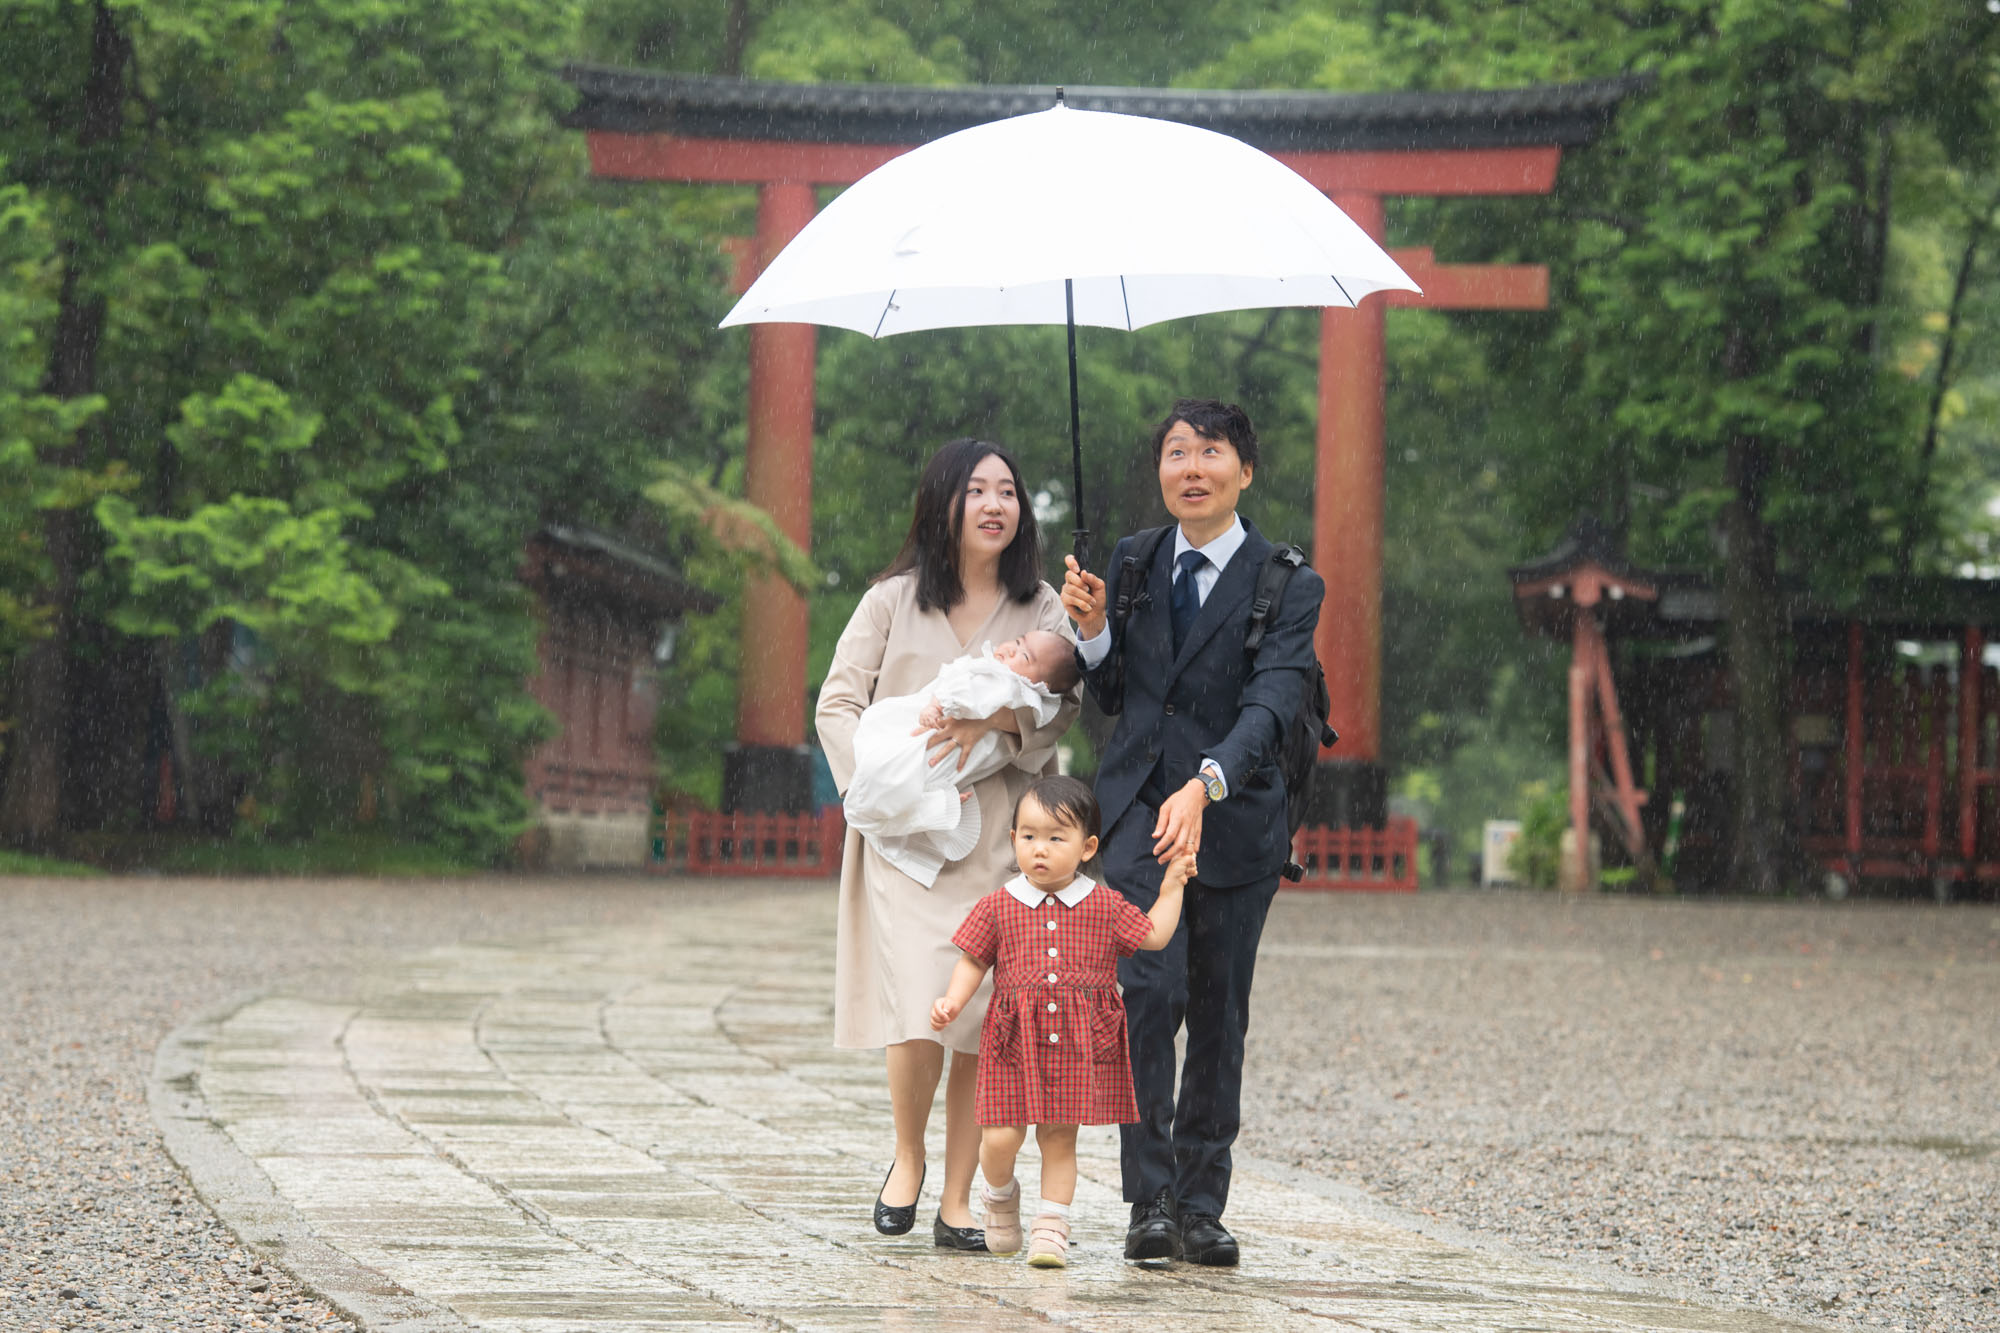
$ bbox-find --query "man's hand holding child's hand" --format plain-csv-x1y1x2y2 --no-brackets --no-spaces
1162,849,1198,895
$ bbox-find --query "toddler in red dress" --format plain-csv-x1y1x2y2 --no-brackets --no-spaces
931,775,1193,1267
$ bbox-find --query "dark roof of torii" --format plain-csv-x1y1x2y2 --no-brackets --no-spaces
560,66,1651,153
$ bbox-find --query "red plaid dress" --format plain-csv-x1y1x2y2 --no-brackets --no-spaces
952,873,1154,1126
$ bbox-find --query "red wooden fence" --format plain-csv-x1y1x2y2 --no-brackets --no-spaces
1287,816,1421,892
652,808,846,877
652,807,1422,891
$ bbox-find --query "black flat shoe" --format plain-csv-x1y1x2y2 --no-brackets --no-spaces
873,1162,924,1236
1124,1187,1181,1262
1180,1212,1239,1267
932,1214,987,1251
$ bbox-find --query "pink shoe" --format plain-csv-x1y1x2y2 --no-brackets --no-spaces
1026,1213,1070,1268
982,1185,1022,1255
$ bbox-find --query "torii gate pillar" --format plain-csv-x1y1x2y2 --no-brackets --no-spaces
1316,191,1390,825
722,181,819,814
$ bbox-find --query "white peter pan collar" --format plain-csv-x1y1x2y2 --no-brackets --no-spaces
1003,873,1096,908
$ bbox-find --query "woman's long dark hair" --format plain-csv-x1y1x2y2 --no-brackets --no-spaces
877,438,1043,613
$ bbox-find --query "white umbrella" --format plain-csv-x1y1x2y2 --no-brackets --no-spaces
720,96,1421,561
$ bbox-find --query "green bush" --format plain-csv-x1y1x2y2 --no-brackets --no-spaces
1509,780,1567,889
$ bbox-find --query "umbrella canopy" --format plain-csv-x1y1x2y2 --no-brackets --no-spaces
719,100,1422,559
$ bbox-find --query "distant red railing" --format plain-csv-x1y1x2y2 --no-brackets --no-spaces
652,808,845,877
650,807,1419,890
1288,816,1420,892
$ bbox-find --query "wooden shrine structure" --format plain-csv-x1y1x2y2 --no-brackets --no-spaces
520,524,715,868
1513,518,2000,899
562,68,1646,817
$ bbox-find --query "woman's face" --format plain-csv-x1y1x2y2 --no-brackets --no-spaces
958,452,1021,565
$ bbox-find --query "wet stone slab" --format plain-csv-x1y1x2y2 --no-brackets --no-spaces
154,890,1844,1333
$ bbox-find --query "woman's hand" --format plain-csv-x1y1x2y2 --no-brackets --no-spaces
930,995,962,1030
920,715,998,771
1062,555,1107,640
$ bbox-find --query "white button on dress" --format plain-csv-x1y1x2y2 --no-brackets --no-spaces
1047,946,1058,957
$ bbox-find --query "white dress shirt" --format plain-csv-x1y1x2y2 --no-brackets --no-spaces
1075,516,1246,797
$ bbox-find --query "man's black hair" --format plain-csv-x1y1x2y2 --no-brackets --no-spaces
1147,397,1259,469
1013,774,1102,842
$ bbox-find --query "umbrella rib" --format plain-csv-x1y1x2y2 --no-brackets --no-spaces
1120,276,1132,332
1331,275,1355,308
872,291,898,339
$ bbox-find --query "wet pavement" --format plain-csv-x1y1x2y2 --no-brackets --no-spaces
150,882,1846,1332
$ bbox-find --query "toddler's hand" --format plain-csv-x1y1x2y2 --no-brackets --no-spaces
1162,849,1198,893
930,996,961,1030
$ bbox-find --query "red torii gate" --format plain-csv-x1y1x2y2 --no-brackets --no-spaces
562,69,1640,816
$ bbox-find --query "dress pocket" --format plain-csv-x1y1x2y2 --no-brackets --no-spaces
984,1001,1019,1063
1089,1000,1127,1063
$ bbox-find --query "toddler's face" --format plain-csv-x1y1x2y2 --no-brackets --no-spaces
1011,795,1098,890
992,631,1064,684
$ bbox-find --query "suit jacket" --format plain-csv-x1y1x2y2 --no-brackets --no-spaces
1083,518,1324,888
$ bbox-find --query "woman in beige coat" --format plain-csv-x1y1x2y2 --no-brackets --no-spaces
816,438,1079,1248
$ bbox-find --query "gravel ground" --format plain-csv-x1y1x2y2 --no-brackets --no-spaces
1243,891,2000,1333
2,876,1995,1333
0,875,697,1333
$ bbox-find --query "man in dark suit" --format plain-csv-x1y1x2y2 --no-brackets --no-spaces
1061,398,1322,1266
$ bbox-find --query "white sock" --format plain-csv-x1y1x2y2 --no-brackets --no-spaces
1035,1198,1071,1222
984,1178,1019,1203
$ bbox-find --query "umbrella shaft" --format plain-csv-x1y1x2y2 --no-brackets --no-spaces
1066,279,1089,567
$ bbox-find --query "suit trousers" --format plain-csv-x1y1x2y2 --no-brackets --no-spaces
1103,802,1280,1219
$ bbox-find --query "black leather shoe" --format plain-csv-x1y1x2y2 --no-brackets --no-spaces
1180,1212,1239,1266
873,1162,924,1236
932,1213,987,1251
1123,1187,1181,1261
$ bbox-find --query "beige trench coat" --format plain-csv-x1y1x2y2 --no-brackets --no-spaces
816,573,1080,1052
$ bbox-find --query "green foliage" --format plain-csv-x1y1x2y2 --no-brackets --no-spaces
0,847,99,877
1507,780,1566,891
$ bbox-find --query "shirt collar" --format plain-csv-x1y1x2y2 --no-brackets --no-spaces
1174,514,1246,573
1003,872,1096,908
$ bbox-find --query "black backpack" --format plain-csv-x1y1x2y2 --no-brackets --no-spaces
1112,527,1338,879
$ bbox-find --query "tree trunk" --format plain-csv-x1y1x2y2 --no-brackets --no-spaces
0,2,128,849
1722,432,1794,895
721,0,752,76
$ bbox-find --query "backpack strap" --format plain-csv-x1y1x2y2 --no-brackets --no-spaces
1112,525,1176,630
1244,543,1306,654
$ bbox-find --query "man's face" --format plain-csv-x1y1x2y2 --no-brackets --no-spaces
1157,420,1252,530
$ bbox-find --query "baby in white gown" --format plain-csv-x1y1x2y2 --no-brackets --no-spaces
844,630,1079,886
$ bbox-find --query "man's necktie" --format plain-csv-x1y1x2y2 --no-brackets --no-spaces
1170,548,1207,652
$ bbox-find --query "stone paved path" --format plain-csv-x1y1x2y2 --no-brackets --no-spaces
151,889,1842,1332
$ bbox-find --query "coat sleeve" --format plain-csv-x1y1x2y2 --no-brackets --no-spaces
815,582,896,796
1078,537,1132,718
1012,585,1084,774
1203,560,1324,785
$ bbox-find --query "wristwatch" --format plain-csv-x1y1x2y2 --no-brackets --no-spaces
1198,760,1225,803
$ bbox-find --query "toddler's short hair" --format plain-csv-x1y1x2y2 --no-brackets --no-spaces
1014,774,1101,841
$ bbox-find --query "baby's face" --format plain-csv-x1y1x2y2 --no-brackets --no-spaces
993,631,1065,684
